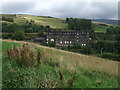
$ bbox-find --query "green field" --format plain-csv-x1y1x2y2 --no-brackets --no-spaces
93,24,109,33
1,40,119,88
14,14,68,29
2,14,118,33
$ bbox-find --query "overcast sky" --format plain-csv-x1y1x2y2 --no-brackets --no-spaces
1,0,119,20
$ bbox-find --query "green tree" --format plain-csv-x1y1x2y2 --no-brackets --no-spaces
2,17,14,22
12,31,26,40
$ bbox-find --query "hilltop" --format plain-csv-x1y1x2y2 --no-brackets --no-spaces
1,14,68,29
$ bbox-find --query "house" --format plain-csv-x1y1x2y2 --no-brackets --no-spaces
46,30,91,46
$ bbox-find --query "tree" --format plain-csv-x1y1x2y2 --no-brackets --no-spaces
12,31,25,40
66,17,69,22
2,17,14,22
67,18,92,30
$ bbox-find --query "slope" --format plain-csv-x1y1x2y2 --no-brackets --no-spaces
1,39,118,75
1,39,119,88
2,14,118,33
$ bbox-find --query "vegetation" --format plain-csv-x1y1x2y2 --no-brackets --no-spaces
2,20,44,33
2,41,119,88
2,17,14,22
11,31,26,41
66,18,92,30
1,14,120,61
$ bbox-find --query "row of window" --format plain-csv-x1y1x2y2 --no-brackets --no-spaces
60,41,72,44
47,38,86,46
48,32,89,35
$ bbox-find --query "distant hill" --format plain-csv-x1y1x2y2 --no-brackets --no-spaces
92,19,118,25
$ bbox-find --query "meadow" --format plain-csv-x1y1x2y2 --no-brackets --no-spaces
1,40,119,88
14,14,68,29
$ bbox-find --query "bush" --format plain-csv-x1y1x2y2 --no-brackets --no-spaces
2,17,14,22
80,46,92,55
6,44,44,67
100,53,120,61
47,42,56,47
11,31,26,40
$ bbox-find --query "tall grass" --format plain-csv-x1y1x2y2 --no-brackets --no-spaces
2,41,119,88
6,44,43,67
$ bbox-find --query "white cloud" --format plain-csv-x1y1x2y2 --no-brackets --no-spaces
1,0,118,19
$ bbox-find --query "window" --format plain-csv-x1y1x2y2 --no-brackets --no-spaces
65,41,66,44
60,41,62,44
51,39,54,42
67,41,69,44
77,40,78,42
70,41,72,44
84,44,86,46
47,39,49,41
82,44,86,46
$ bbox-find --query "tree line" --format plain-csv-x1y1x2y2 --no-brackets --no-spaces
2,20,44,33
66,17,92,30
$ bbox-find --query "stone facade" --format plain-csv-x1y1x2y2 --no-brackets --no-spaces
46,30,91,46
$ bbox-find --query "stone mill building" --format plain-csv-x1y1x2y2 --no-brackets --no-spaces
46,26,91,46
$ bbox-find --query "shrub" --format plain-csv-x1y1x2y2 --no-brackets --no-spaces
6,44,43,67
100,53,120,61
2,17,14,22
47,42,56,47
11,31,26,40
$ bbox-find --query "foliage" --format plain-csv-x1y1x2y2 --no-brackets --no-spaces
99,53,120,61
106,26,120,35
67,43,92,55
92,41,117,54
2,17,14,22
47,42,56,47
6,44,43,67
2,41,119,88
2,21,44,33
11,31,26,40
67,18,92,30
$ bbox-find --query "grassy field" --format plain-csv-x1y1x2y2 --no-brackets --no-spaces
2,14,118,33
1,40,119,88
93,24,110,33
14,14,68,29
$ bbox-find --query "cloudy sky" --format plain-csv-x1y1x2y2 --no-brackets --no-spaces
1,0,119,20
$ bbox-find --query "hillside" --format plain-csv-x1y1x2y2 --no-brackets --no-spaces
1,39,119,88
1,39,118,75
1,14,68,29
1,14,118,33
92,19,118,25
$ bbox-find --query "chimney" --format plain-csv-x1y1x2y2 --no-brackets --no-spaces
45,25,50,32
